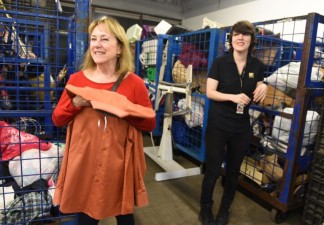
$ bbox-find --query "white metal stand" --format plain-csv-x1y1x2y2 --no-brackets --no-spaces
144,65,201,181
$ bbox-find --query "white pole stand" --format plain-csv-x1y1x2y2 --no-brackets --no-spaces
144,82,201,181
144,129,201,181
144,146,200,181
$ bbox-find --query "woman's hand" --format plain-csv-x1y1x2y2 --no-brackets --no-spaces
253,83,268,103
232,93,251,105
72,95,91,107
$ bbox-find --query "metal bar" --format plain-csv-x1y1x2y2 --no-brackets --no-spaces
74,0,90,70
279,12,319,205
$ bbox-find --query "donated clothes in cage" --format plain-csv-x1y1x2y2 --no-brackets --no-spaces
136,28,220,161
136,29,219,147
220,13,324,223
135,35,170,137
0,0,88,224
168,29,219,161
0,121,64,223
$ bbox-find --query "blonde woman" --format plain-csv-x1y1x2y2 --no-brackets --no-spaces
52,17,155,225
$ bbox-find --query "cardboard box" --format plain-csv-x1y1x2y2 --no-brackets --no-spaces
254,46,279,66
154,20,172,35
126,24,142,43
261,85,295,108
240,157,270,185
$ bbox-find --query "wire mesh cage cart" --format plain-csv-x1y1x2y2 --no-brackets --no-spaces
166,28,219,162
0,0,89,224
135,29,220,180
135,34,171,137
302,101,324,225
217,13,324,223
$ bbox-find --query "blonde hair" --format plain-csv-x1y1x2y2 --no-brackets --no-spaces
81,16,134,76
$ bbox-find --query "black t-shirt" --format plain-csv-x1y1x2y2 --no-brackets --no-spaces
207,53,265,133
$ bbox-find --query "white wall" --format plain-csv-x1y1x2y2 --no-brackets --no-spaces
182,0,324,30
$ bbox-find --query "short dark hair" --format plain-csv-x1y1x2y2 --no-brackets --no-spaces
228,20,256,55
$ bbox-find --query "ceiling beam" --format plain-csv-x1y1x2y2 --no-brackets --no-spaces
61,0,182,20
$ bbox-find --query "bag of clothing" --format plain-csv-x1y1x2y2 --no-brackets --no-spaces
0,121,52,161
178,42,208,69
272,108,320,149
9,144,65,187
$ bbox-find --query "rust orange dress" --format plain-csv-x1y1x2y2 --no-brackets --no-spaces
52,71,156,219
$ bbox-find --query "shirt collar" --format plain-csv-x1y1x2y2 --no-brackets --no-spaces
225,52,254,65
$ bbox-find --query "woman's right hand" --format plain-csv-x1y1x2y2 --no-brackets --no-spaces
72,95,91,107
232,93,251,105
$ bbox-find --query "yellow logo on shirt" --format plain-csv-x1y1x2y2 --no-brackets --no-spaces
249,72,254,78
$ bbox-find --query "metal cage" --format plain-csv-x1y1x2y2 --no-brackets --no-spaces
167,28,219,161
217,13,324,223
0,0,89,224
136,29,219,161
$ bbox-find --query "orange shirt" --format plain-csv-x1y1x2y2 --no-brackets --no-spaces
64,84,155,119
52,71,156,131
52,71,155,219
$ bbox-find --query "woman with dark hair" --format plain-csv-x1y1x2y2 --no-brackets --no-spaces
199,20,268,225
52,16,155,225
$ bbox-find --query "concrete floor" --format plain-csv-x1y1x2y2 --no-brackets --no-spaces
99,134,303,225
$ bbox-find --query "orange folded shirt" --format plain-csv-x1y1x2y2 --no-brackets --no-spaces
65,84,155,118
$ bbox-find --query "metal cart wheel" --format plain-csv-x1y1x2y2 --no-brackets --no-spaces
270,208,287,224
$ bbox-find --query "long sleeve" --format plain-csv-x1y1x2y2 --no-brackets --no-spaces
52,88,83,127
52,72,88,127
52,71,156,130
124,76,156,132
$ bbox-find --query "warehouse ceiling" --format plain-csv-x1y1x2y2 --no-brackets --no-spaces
90,0,182,21
62,0,257,22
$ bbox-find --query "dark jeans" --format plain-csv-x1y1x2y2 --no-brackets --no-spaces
77,212,135,225
200,127,250,209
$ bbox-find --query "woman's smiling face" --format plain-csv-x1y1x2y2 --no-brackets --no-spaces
231,31,251,53
90,23,121,65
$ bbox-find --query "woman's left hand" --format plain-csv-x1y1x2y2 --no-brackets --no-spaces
72,95,91,107
253,83,268,103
